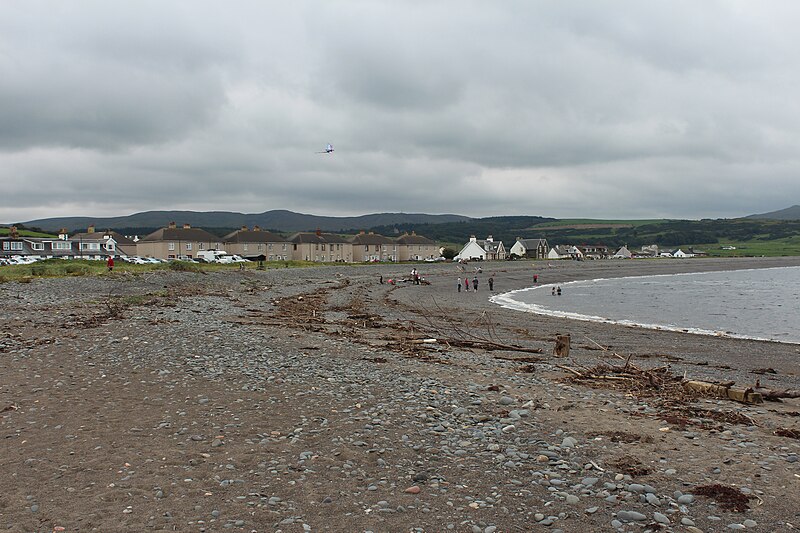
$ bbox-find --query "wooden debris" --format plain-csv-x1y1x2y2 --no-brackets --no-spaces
682,380,763,404
753,379,800,401
553,334,570,357
775,427,800,439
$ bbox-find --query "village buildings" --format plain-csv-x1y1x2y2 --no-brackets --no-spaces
3,220,695,264
136,222,222,260
350,231,397,262
395,232,439,261
508,237,549,259
289,231,353,262
222,226,289,261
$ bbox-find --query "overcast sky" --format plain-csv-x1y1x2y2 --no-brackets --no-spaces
2,1,799,223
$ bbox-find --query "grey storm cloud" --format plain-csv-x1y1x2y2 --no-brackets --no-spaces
1,1,800,223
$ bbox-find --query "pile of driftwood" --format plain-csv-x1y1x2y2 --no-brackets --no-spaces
558,358,688,399
559,337,800,406
558,357,799,406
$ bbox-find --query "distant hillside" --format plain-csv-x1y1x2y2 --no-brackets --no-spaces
16,210,473,233
747,205,800,220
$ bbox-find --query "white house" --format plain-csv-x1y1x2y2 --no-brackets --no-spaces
548,245,583,260
457,236,487,261
612,246,632,259
477,235,506,260
509,237,549,259
672,248,694,258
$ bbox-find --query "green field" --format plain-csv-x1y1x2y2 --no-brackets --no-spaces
698,236,800,257
534,218,665,228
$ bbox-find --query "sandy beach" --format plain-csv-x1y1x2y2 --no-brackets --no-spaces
1,256,799,532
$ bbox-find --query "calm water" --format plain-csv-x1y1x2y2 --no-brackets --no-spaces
491,266,800,344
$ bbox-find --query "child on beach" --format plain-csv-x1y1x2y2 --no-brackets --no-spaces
465,277,470,291
457,278,462,292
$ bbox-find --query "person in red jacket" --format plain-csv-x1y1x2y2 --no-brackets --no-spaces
107,256,114,271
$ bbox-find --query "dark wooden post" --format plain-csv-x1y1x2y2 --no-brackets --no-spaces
554,334,571,357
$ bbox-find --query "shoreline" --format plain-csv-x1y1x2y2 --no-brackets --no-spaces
489,264,800,345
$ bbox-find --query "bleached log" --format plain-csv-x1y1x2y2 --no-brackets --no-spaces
683,380,763,404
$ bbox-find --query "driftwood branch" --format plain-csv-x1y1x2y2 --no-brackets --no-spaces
683,380,763,404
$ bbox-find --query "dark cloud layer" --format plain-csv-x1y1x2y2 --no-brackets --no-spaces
2,1,799,223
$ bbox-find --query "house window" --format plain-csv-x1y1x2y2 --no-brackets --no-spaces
186,243,192,250
168,243,175,251
199,243,205,250
32,242,44,251
243,244,248,251
364,245,369,251
258,244,263,250
268,244,273,250
52,241,71,250
322,244,326,251
3,241,23,251
81,243,101,251
282,244,287,251
104,242,115,251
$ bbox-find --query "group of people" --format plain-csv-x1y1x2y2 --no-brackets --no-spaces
457,274,494,292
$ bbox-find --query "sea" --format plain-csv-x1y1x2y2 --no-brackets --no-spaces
490,266,800,344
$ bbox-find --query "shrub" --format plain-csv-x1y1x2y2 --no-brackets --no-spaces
168,261,203,273
65,264,90,276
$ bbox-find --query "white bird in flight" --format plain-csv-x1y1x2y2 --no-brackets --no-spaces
316,143,334,154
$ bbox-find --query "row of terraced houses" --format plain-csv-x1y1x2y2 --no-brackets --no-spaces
1,223,441,263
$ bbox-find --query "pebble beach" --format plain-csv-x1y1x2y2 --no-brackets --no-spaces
1,256,799,532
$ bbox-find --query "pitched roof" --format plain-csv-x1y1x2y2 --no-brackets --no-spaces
477,239,504,253
517,238,548,248
71,230,137,245
350,233,394,245
223,229,286,243
289,232,351,244
140,227,220,242
395,233,435,245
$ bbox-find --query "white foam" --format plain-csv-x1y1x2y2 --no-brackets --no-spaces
490,267,800,345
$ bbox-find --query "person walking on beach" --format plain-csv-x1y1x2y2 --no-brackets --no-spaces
557,286,562,296
552,286,556,296
107,256,114,272
457,277,462,292
473,276,479,291
533,274,538,284
464,277,470,291
488,276,494,291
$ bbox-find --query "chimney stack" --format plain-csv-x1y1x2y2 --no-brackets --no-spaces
10,226,18,238
87,224,95,234
241,225,248,231
183,223,191,229
168,222,177,229
59,228,69,240
253,225,261,231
